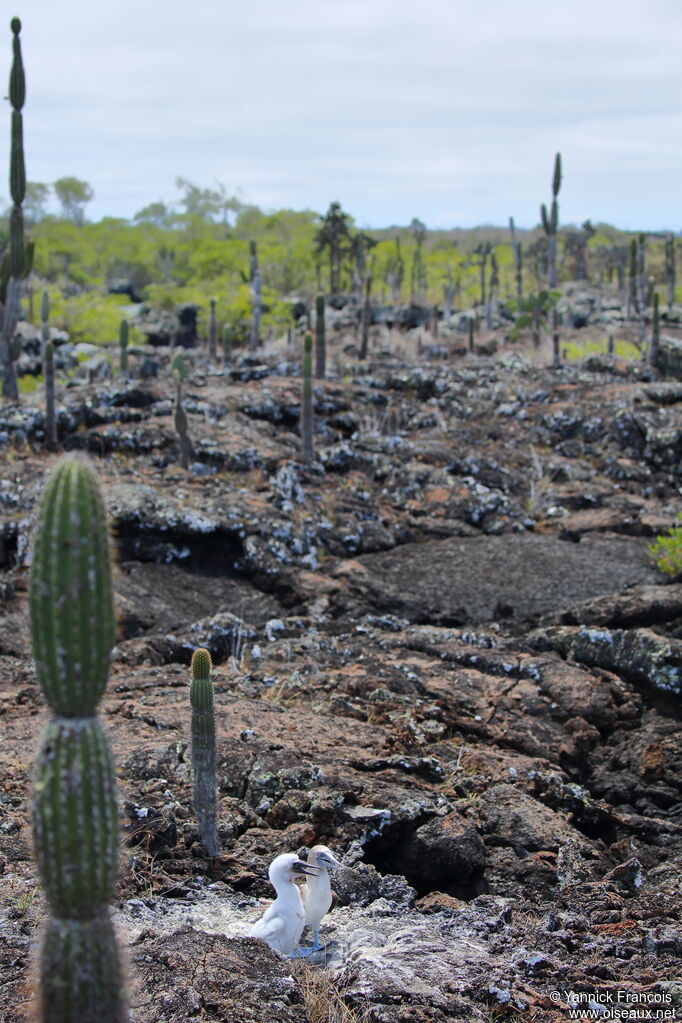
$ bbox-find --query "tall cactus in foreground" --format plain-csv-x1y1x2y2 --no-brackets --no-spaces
314,294,326,379
190,647,218,857
1,18,34,400
540,152,561,288
301,330,314,461
30,456,128,1023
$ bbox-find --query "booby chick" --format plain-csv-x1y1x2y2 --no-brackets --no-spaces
300,844,342,950
249,853,322,958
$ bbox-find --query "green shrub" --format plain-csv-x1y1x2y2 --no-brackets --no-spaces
648,515,682,576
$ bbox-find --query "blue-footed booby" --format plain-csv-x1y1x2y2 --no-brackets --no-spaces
248,853,322,957
300,844,342,950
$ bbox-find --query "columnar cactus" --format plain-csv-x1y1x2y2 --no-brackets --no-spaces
208,298,217,360
665,234,676,308
637,234,647,347
118,319,128,379
628,238,638,319
540,152,561,288
1,18,34,400
301,330,314,461
190,647,218,857
221,323,231,367
41,290,56,451
314,294,326,379
172,352,192,469
649,291,660,368
249,241,261,352
509,217,523,299
30,456,128,1023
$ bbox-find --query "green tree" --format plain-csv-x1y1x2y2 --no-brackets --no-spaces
24,181,50,223
53,176,94,225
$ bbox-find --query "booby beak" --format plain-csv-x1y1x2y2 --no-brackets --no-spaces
318,852,342,870
292,859,323,877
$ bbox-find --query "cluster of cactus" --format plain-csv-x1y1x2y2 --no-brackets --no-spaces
301,330,314,461
118,319,128,378
189,648,218,856
172,351,192,469
249,241,261,352
314,294,326,379
41,290,56,451
208,298,217,361
1,18,34,400
665,235,676,307
540,152,562,288
30,456,128,1023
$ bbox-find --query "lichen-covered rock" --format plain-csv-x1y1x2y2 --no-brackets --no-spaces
529,624,682,695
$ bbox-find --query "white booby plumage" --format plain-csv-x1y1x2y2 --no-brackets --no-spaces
248,853,322,957
300,844,342,950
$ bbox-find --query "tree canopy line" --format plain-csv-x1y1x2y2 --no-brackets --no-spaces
0,175,678,349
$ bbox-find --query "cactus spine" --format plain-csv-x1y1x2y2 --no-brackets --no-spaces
314,294,326,379
172,352,192,469
30,456,127,1023
1,18,34,400
208,298,217,360
190,647,218,857
540,152,561,288
42,290,56,451
249,241,261,352
301,330,314,461
118,319,128,378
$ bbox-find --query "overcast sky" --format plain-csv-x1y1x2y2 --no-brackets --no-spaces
2,0,681,230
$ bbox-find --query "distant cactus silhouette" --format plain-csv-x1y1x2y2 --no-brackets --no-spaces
249,241,261,352
190,647,218,857
540,152,561,288
30,456,128,1023
315,294,326,379
208,298,217,360
649,291,660,367
172,352,192,469
119,319,128,378
301,331,314,461
41,290,57,451
665,234,676,307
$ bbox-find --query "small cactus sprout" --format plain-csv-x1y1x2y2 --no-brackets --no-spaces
41,290,57,451
190,647,218,857
172,352,192,469
315,294,326,379
301,330,314,461
119,319,129,378
29,456,128,1023
208,298,217,360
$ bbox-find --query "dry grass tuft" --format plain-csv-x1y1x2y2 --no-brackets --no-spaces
293,963,371,1023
